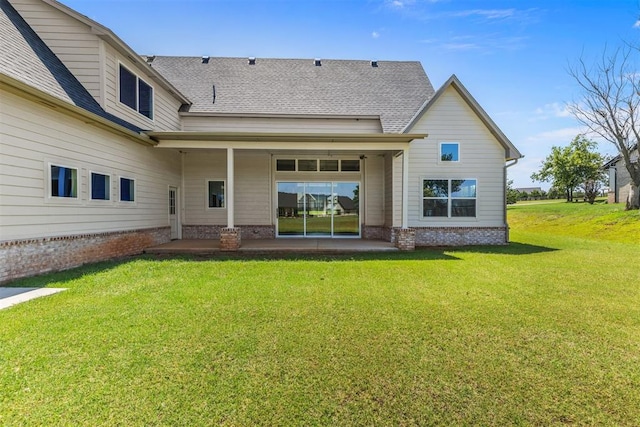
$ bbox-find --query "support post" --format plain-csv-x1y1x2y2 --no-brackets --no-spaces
220,147,240,251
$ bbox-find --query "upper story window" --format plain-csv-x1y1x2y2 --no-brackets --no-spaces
440,142,459,162
119,65,153,119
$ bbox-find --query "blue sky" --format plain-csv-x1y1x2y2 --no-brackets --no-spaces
62,0,640,189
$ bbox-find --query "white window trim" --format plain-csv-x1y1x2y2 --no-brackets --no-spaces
88,170,112,203
118,175,137,205
206,179,226,209
117,62,154,121
439,142,460,163
274,157,361,173
420,177,478,219
46,161,81,204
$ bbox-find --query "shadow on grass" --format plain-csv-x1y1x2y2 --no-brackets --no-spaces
3,242,557,288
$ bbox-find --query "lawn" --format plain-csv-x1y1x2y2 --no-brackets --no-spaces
1,202,639,425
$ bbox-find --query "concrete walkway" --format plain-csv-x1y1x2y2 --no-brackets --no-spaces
0,287,67,310
145,238,398,254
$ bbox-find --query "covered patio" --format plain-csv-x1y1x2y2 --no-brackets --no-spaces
145,238,398,255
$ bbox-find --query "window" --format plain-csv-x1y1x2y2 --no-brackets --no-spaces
423,179,476,218
119,64,153,119
120,177,135,202
208,180,225,208
276,159,296,171
320,159,338,171
298,159,317,171
51,165,78,198
276,158,360,172
440,143,459,162
340,160,360,172
91,172,110,200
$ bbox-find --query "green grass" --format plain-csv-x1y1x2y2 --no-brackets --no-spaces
1,202,639,425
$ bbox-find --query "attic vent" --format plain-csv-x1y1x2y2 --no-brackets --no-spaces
212,85,216,104
371,60,378,68
248,57,256,65
146,55,156,64
314,58,322,66
202,56,210,64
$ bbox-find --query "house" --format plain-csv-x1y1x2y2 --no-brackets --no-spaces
0,0,522,283
604,146,638,205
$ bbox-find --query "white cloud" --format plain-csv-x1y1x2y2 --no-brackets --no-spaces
453,9,516,20
634,20,640,28
531,102,572,121
372,31,380,39
526,127,585,144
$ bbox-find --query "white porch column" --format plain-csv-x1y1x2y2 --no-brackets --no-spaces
226,147,234,228
401,148,409,228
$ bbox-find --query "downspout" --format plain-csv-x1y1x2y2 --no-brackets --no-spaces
504,158,519,243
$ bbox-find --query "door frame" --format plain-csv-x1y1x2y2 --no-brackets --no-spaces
168,185,180,240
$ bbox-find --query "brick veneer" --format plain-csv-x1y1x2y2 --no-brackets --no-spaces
395,228,416,251
182,225,274,240
0,227,170,284
220,227,241,251
414,226,508,246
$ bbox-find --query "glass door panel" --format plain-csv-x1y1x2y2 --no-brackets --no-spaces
277,182,305,236
305,182,332,236
333,182,360,236
277,181,360,237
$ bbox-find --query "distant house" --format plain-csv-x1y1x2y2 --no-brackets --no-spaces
604,146,638,204
0,0,522,283
515,187,542,194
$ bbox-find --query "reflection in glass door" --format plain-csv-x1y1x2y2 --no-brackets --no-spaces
277,182,359,237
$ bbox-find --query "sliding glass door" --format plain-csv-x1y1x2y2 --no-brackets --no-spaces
277,182,359,237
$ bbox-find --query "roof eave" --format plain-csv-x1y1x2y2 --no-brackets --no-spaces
40,0,191,106
1,73,154,146
146,131,426,144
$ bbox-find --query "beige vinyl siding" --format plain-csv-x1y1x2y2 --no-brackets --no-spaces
0,88,181,241
182,150,272,226
393,154,403,227
407,86,506,227
235,152,271,225
181,116,383,133
364,155,384,226
182,150,227,226
103,45,182,131
10,0,102,102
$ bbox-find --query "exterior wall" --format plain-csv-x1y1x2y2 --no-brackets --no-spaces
103,44,182,131
182,150,272,228
1,227,169,284
414,226,507,246
10,0,102,102
0,88,181,241
611,160,632,204
364,155,384,226
181,116,382,133
407,86,507,229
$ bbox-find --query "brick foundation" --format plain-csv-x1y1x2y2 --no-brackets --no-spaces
220,227,241,251
182,225,274,240
395,228,416,251
362,225,386,240
414,226,508,246
0,227,170,284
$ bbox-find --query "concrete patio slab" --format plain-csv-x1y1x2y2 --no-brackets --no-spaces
145,239,398,254
0,288,67,310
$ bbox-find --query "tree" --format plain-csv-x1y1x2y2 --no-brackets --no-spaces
506,179,518,204
531,135,605,202
568,46,640,209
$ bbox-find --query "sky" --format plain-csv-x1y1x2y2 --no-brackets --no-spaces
60,0,640,190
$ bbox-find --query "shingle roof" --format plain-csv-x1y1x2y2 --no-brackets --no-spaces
0,0,142,133
148,56,435,133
